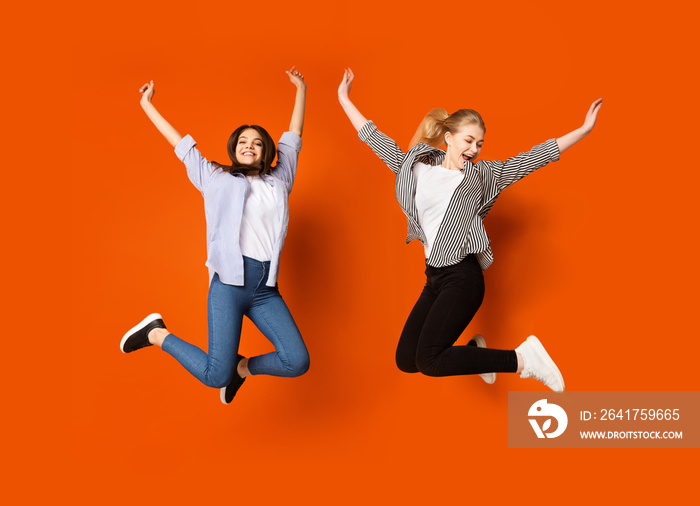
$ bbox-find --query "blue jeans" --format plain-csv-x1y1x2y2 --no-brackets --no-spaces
162,257,310,388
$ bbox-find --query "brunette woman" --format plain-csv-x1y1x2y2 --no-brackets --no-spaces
121,67,309,404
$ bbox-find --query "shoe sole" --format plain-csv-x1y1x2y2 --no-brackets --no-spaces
526,335,565,392
220,387,229,405
472,334,496,385
120,313,162,353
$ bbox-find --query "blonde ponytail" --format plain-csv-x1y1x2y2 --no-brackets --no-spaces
409,108,449,149
409,108,486,149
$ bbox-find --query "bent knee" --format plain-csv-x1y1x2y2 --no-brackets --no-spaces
415,356,440,377
205,367,235,389
286,354,310,377
208,377,231,389
396,357,419,374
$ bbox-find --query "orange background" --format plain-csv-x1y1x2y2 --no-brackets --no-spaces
4,0,698,503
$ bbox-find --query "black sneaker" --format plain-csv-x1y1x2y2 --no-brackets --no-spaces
220,355,246,404
120,313,167,353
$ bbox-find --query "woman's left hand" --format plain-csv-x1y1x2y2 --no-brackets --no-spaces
139,80,155,105
556,98,603,154
582,98,603,133
286,66,306,89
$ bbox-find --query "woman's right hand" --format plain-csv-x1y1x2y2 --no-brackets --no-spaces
139,80,155,105
338,68,354,103
337,67,369,132
137,79,183,147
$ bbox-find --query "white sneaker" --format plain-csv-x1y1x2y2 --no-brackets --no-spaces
471,334,496,384
515,335,565,392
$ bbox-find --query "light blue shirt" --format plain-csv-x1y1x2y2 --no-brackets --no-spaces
174,131,302,287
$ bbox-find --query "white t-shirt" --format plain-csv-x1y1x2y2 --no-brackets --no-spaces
413,161,464,258
239,175,281,262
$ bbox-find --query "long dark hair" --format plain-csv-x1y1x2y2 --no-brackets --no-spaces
211,124,277,176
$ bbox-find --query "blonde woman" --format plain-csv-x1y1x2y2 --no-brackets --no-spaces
338,68,602,392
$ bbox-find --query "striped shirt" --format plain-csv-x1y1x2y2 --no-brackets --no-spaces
358,120,560,270
174,131,302,287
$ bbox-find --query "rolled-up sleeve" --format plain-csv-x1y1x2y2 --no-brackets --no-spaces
358,120,405,175
273,131,303,192
486,138,560,192
174,134,215,193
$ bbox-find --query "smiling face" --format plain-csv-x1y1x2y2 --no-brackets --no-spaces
444,123,485,169
235,128,264,166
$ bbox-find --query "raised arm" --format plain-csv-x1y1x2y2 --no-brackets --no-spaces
286,66,306,137
338,68,370,131
338,69,406,174
556,98,603,154
139,81,183,148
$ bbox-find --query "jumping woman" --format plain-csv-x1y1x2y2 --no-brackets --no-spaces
338,68,602,392
121,67,310,404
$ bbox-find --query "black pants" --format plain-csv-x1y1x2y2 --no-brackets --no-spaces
396,254,518,376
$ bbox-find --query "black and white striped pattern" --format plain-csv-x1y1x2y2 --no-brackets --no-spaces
358,121,560,270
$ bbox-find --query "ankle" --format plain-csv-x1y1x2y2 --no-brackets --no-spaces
516,352,524,374
238,357,251,378
148,327,168,347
